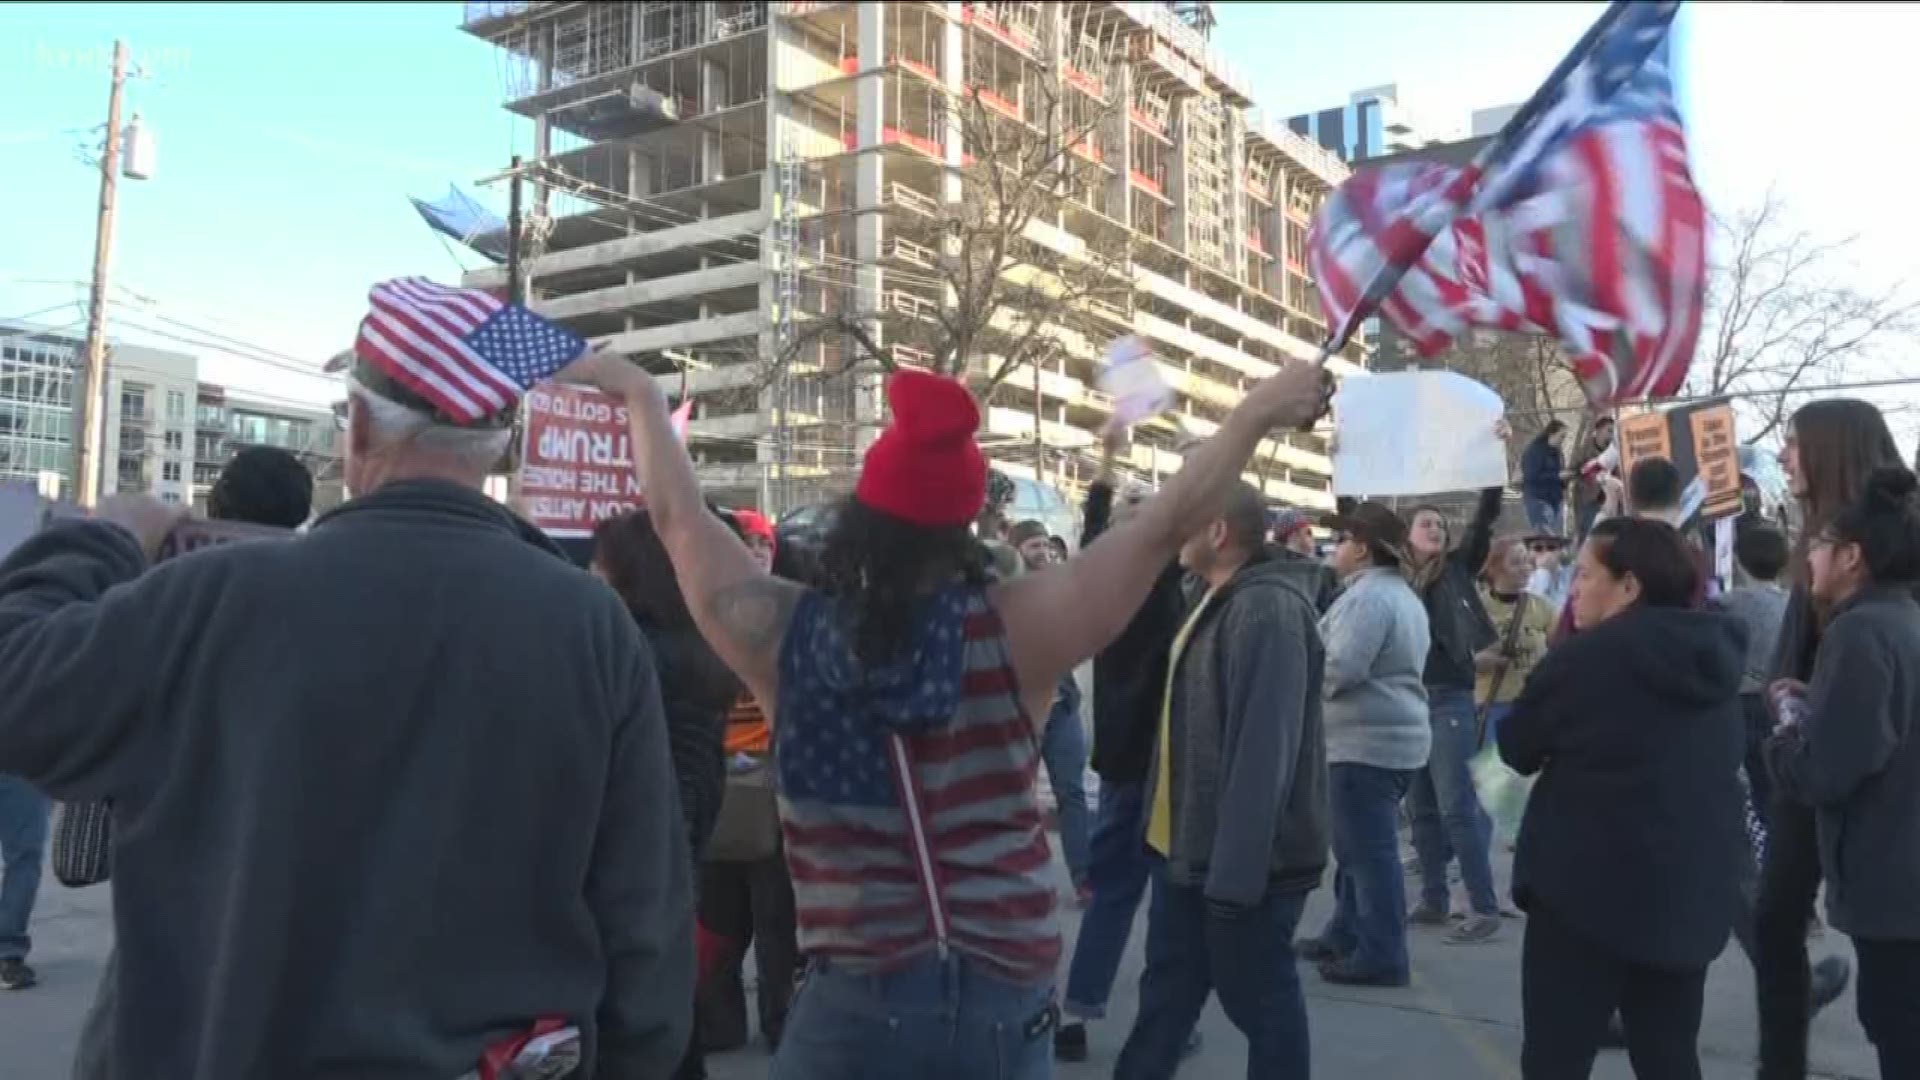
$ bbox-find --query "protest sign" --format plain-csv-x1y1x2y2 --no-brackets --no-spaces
519,384,643,539
1097,336,1173,428
1331,370,1509,497
1615,400,1742,523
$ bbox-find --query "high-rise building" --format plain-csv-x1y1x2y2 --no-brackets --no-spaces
193,384,344,515
0,321,82,497
1285,84,1464,164
1,322,203,503
104,343,200,505
460,0,1365,514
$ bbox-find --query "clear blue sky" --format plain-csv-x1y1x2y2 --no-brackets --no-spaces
4,2,1915,438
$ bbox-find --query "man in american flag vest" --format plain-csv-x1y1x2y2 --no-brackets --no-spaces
558,346,1332,1079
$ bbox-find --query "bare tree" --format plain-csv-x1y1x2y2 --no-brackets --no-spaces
785,71,1134,402
1693,193,1918,443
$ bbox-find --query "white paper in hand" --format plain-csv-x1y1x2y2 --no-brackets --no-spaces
1098,336,1172,428
1332,370,1509,497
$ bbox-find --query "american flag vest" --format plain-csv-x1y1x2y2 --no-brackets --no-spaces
775,585,1061,985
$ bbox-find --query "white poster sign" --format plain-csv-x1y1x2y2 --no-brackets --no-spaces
1097,336,1172,428
1332,371,1509,497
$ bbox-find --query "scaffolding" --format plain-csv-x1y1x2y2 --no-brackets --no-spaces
1183,95,1233,276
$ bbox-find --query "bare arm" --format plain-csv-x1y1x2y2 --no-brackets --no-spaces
561,351,800,707
993,363,1329,713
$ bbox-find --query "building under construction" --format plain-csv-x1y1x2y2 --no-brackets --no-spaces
461,0,1364,514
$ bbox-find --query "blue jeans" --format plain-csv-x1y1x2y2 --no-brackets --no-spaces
1116,861,1311,1080
770,953,1055,1080
0,775,50,962
1523,496,1563,536
1063,780,1151,1019
1407,689,1500,916
1041,678,1090,886
1316,764,1416,979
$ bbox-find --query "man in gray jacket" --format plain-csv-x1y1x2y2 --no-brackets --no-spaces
0,330,693,1077
1116,481,1327,1080
1298,501,1432,988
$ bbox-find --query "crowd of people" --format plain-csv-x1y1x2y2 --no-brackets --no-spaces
0,302,1917,1080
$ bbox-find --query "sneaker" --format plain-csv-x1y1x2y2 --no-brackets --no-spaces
1407,901,1451,927
1054,1021,1088,1063
0,959,36,991
1317,957,1410,988
1295,936,1343,963
1810,955,1852,1016
1445,914,1502,945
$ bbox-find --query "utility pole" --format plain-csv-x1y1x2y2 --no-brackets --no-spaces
506,154,524,304
73,40,128,508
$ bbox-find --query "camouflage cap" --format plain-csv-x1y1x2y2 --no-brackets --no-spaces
325,347,518,430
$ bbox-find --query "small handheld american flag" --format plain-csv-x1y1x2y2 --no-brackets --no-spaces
1308,0,1704,409
355,277,588,424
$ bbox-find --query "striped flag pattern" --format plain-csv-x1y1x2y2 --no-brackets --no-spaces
1309,1,1705,408
775,587,1060,983
355,277,587,423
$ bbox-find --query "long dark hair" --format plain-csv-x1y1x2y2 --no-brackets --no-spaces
593,510,696,630
818,497,990,668
1790,399,1904,582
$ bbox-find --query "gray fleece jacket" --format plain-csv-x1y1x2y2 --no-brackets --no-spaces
1767,584,1920,941
1151,557,1328,907
0,481,693,1080
1320,567,1433,771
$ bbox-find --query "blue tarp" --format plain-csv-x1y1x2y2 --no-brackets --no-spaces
409,184,509,263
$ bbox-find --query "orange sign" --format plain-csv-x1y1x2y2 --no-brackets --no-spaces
1616,411,1673,479
1688,404,1742,520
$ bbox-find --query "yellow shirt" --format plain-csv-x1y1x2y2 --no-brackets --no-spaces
1147,586,1219,856
1475,588,1553,705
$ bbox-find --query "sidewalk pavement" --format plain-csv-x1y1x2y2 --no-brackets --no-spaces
2,849,1880,1079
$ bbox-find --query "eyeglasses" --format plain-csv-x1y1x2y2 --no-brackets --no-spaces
1528,542,1559,554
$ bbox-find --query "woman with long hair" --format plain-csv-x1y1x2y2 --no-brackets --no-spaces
1756,399,1905,1077
592,508,742,1080
1401,484,1507,945
1765,466,1920,1076
1501,518,1747,1078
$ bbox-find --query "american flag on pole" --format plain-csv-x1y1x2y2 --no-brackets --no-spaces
355,277,588,423
1308,0,1704,408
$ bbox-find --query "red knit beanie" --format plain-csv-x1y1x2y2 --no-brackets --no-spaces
854,370,986,528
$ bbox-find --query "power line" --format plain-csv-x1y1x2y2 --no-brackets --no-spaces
1503,374,1920,422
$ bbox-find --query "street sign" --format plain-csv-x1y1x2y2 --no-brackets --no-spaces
519,383,643,539
1615,399,1742,523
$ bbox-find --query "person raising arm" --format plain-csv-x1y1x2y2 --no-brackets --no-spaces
558,348,1331,727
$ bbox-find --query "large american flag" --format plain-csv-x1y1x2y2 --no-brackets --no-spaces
355,277,587,423
1309,0,1704,407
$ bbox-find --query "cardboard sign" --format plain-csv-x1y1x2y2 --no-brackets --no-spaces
1688,405,1742,520
1616,411,1672,479
1613,400,1743,524
519,384,643,539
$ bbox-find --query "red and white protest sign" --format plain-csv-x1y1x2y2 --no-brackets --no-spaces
519,384,644,538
